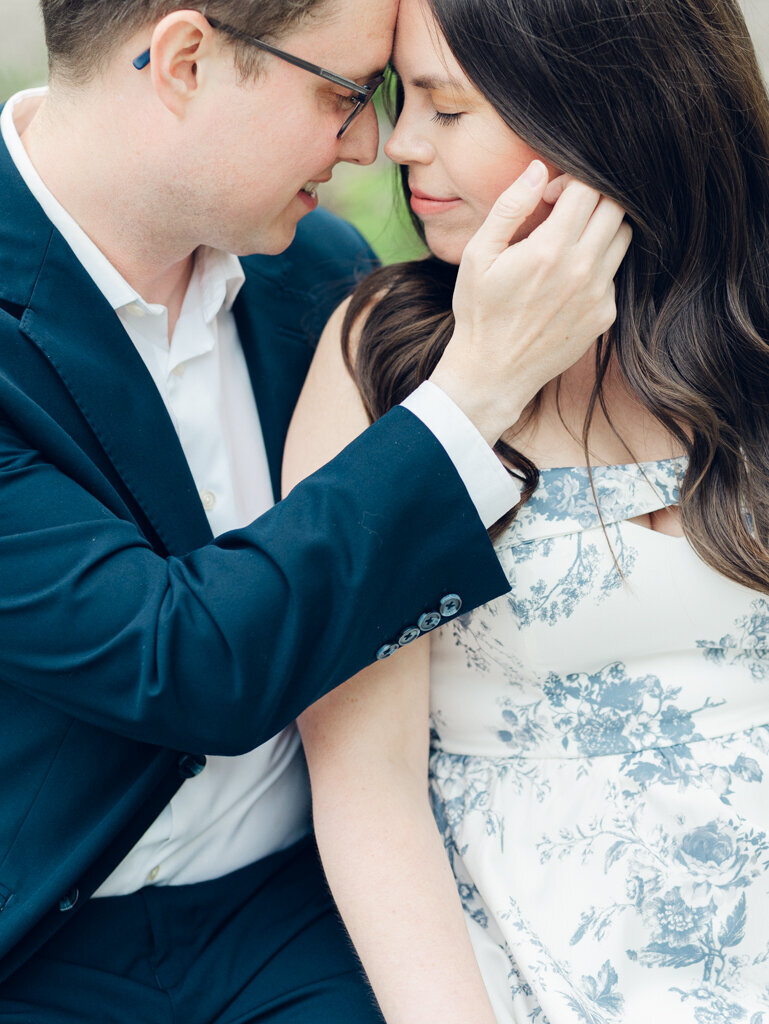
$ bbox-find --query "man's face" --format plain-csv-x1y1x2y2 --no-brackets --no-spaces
182,0,397,255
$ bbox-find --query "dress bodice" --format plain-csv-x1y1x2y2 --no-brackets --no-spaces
430,457,769,760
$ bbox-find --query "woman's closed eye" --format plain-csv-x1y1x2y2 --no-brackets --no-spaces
430,110,463,126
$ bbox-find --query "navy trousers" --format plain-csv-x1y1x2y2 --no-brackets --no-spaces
0,837,384,1023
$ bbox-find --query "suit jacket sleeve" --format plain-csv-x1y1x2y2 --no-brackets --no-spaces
0,394,510,755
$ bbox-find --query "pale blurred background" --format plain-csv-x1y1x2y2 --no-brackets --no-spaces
2,0,769,263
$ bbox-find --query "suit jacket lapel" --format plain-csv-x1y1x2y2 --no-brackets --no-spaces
0,114,213,555
234,210,377,502
234,266,315,502
19,232,214,556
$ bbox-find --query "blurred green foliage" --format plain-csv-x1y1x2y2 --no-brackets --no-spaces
332,75,427,265
320,160,426,266
0,68,45,106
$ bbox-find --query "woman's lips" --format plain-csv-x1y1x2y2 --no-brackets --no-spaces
409,186,463,217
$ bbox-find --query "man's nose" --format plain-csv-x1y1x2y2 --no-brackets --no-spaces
338,103,380,166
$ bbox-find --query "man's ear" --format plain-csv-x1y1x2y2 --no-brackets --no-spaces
147,10,218,116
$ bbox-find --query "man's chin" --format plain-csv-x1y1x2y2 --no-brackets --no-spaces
232,220,300,258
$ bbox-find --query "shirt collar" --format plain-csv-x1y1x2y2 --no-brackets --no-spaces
195,244,245,323
1,86,245,318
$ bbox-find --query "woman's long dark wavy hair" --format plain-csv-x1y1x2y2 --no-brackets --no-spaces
342,0,769,592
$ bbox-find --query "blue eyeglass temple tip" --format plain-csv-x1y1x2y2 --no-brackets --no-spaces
133,49,151,70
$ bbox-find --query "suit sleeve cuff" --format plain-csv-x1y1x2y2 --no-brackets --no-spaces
401,381,522,529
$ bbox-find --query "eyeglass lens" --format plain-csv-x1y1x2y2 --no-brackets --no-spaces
338,74,385,138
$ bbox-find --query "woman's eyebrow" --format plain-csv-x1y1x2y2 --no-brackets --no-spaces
410,73,468,92
389,61,468,94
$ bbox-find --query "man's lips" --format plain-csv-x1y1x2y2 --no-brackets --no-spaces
409,186,463,216
295,176,332,210
298,175,332,196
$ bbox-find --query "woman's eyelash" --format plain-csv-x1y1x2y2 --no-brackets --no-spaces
431,111,462,125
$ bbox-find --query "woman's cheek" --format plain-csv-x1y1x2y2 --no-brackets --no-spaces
479,152,561,242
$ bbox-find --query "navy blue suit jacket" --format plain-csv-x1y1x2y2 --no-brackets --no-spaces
0,126,510,981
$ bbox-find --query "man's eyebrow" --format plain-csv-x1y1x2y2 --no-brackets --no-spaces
348,66,387,83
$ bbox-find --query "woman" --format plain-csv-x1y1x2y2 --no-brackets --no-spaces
283,0,769,1020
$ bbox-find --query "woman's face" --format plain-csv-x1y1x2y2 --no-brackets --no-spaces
385,0,558,265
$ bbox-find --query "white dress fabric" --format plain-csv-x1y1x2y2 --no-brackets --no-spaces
429,458,769,1023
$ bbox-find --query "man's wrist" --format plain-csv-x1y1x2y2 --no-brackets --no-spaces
427,364,525,447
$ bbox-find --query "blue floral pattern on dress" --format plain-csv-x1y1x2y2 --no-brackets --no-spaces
506,530,637,627
697,599,769,680
428,458,769,1022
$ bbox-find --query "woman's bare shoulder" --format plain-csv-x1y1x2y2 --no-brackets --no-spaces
281,292,382,495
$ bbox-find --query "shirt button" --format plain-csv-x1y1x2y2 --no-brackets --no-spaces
177,753,207,778
172,363,186,377
147,865,160,883
127,302,146,317
200,490,217,511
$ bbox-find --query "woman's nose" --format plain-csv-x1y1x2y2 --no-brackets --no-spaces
384,113,434,165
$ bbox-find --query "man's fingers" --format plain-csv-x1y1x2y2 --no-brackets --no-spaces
542,173,578,205
466,160,549,262
579,195,627,253
534,180,602,247
601,221,634,279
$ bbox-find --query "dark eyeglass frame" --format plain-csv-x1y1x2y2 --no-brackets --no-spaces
132,16,385,138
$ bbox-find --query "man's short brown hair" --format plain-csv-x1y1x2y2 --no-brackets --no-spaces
40,0,332,83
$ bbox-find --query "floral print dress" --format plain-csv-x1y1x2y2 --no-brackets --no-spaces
429,459,769,1023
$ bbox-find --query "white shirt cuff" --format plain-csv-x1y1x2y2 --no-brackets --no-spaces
401,381,522,529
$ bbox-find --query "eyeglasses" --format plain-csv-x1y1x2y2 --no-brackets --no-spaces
132,16,385,138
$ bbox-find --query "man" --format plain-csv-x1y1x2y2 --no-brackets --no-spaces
0,1,627,1019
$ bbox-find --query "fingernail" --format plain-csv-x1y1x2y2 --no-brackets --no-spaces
523,160,547,188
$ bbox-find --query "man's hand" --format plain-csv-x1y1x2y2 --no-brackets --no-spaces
430,160,632,445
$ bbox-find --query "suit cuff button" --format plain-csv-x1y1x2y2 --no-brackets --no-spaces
398,627,421,645
376,643,400,660
417,611,442,632
439,594,462,617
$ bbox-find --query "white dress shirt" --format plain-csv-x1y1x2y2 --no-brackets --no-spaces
2,87,518,894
